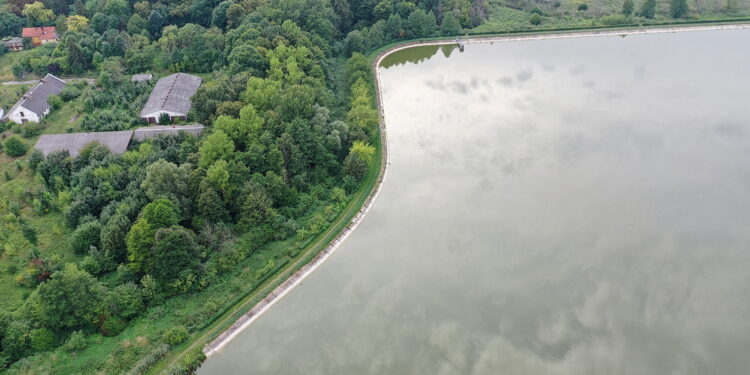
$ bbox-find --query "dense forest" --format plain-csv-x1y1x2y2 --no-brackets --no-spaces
0,0,747,372
0,0,482,371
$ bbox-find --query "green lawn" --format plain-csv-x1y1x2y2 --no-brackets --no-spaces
474,0,750,33
0,92,85,315
0,50,39,82
0,85,29,113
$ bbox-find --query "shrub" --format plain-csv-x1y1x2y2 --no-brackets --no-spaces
59,85,83,101
599,14,629,25
159,112,172,124
20,121,45,138
29,328,56,351
4,136,28,157
578,3,589,10
64,331,87,352
70,220,102,254
48,94,63,110
530,13,543,25
28,149,44,171
123,344,170,375
101,317,127,336
162,325,189,345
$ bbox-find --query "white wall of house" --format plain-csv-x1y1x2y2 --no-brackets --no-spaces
141,110,186,123
7,105,41,124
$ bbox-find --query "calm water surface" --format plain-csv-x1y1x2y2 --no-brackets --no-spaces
201,29,750,374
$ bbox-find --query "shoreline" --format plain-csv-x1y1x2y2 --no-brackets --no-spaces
199,21,748,358
372,23,750,60
202,52,392,357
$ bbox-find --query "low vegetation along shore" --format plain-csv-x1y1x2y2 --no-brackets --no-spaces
0,0,748,372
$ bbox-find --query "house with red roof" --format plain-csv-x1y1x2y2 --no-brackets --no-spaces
22,27,59,47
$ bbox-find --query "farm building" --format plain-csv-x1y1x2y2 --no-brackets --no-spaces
139,73,202,124
34,125,205,157
132,124,204,141
22,27,58,46
3,37,23,52
34,131,134,157
1,74,66,124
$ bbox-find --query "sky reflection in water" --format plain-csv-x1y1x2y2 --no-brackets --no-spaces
200,29,750,375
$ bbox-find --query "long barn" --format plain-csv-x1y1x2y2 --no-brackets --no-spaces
34,125,204,157
139,73,202,124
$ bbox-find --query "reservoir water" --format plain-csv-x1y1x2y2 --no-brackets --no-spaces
200,29,750,374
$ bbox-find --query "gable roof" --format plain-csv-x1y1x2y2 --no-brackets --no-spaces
132,124,205,141
139,73,202,117
22,27,58,41
34,130,134,157
2,74,66,120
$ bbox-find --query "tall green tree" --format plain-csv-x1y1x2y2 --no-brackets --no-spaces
407,9,437,38
639,0,656,18
127,199,179,272
30,264,105,331
199,130,235,168
670,0,688,17
0,13,24,38
146,226,201,286
622,0,635,15
441,12,462,36
22,2,54,26
100,213,131,264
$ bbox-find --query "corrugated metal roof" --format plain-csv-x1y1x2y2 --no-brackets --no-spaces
132,124,204,141
139,73,202,117
3,37,23,46
34,130,134,157
2,74,66,120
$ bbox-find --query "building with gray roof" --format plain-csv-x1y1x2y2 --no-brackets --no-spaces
3,37,23,51
139,73,202,124
2,74,66,124
34,130,134,157
132,124,204,142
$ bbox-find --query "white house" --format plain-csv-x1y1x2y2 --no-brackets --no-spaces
139,73,202,124
2,74,66,124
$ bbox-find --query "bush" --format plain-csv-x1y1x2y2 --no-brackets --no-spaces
48,94,63,110
64,331,87,352
530,13,543,25
29,328,56,351
19,121,45,138
28,149,44,171
159,112,172,124
343,152,368,181
59,85,83,101
4,136,28,157
101,317,127,336
70,220,102,254
578,3,588,10
162,325,189,345
123,344,170,375
599,14,630,25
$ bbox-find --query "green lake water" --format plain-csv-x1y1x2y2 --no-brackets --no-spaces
200,29,750,374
